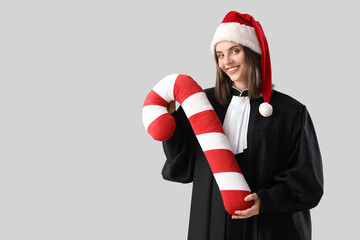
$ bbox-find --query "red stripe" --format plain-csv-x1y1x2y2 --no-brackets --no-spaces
220,190,253,214
143,90,168,107
188,110,224,135
204,149,242,174
147,113,176,141
173,74,203,104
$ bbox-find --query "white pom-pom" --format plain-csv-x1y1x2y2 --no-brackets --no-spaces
259,102,273,117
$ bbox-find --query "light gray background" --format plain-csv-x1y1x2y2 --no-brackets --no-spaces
0,0,358,239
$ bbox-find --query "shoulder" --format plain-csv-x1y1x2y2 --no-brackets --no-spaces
270,89,306,114
203,87,228,115
204,87,216,103
204,87,215,97
271,90,303,106
267,90,314,128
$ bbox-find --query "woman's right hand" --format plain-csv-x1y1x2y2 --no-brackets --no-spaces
167,100,176,114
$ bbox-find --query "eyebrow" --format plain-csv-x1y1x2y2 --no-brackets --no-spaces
216,45,241,54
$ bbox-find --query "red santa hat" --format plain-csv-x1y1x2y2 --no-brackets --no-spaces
210,11,273,117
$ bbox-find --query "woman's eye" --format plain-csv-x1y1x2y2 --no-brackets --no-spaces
232,49,240,54
218,54,224,58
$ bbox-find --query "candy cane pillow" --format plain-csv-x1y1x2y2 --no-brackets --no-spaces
142,74,252,214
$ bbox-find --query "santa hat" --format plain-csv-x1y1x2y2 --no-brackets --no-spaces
210,11,273,117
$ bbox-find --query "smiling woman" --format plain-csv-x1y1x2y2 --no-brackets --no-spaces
158,11,323,240
216,43,249,89
214,42,263,106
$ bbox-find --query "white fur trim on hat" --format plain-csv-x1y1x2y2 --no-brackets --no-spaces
210,22,262,55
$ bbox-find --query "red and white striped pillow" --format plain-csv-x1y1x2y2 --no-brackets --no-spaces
142,74,252,214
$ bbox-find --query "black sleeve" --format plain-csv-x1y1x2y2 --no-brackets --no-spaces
256,106,324,213
161,106,197,183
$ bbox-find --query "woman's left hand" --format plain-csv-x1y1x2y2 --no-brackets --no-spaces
231,193,260,219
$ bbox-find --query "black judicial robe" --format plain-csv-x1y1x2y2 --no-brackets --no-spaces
161,88,324,240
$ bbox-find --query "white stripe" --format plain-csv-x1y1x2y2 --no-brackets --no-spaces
196,132,232,151
152,74,178,102
142,105,168,130
213,172,251,191
181,92,214,118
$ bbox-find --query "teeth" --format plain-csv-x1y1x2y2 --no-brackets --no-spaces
228,67,238,71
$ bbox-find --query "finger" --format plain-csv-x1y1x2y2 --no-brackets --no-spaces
232,212,254,219
244,193,258,202
235,208,252,216
242,209,252,216
234,210,244,215
233,216,250,219
234,206,254,215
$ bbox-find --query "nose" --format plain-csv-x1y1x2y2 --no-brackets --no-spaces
224,54,232,65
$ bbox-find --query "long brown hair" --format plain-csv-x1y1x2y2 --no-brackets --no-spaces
214,44,270,105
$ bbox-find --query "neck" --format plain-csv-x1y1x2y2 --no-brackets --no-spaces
233,81,248,91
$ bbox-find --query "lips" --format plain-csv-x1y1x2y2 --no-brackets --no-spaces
226,66,240,74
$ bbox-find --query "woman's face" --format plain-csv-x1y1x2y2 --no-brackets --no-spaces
215,41,249,89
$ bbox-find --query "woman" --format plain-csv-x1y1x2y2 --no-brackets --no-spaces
162,11,323,240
